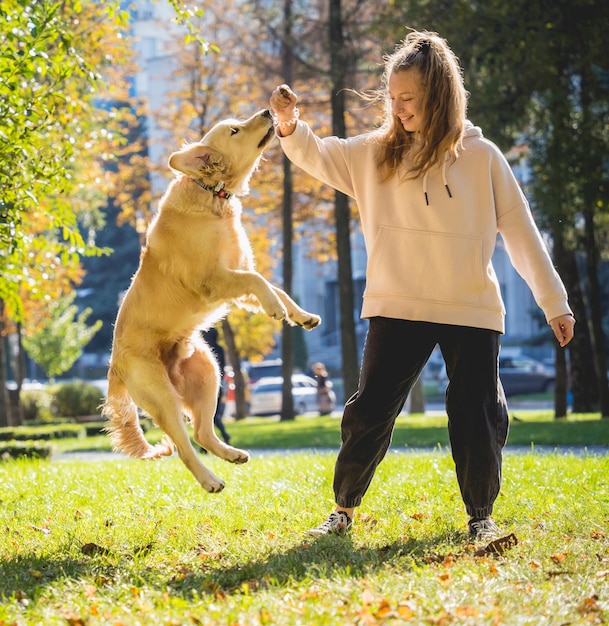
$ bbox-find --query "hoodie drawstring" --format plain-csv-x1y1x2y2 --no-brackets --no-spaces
423,157,453,205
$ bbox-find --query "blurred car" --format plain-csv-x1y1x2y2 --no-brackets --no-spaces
246,359,283,386
437,354,555,396
249,374,335,416
499,355,555,396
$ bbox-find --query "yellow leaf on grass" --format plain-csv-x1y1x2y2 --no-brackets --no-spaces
551,553,567,564
456,605,479,617
375,599,393,618
397,603,415,619
437,572,451,583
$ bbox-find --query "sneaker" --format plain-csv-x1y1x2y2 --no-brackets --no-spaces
307,511,353,536
468,517,500,542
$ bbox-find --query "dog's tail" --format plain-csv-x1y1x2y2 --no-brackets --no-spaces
101,369,174,460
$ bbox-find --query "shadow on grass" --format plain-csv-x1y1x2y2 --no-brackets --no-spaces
165,530,464,598
0,532,464,602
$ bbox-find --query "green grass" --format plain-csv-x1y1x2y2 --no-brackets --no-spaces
49,410,609,455
1,449,609,624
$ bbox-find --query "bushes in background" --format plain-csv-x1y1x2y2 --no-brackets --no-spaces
50,381,104,419
0,440,53,460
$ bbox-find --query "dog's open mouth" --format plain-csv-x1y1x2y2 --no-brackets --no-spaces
258,125,275,149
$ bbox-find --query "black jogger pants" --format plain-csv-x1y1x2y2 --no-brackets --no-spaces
333,317,509,519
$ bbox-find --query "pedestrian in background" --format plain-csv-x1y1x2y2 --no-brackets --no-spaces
201,327,231,445
313,362,334,416
270,29,575,542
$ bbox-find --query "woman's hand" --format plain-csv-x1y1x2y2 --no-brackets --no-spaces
270,84,299,136
549,313,575,347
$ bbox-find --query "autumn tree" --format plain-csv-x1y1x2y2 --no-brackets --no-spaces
0,0,139,426
248,0,384,396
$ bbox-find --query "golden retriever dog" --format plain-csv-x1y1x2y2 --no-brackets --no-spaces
102,109,321,492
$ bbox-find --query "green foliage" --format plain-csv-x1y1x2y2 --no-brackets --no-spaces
22,293,102,379
0,453,608,623
166,0,216,54
0,424,85,441
19,389,51,422
50,380,104,418
0,440,52,460
0,0,129,320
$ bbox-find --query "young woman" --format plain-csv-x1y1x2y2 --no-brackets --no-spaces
269,30,575,541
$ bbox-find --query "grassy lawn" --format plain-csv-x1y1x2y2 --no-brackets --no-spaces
1,447,609,624
50,409,609,455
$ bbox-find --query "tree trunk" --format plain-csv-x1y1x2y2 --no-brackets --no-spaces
221,319,248,420
0,304,10,428
279,0,295,421
558,247,598,413
553,343,568,418
329,0,359,400
582,207,609,417
579,66,609,417
409,376,425,414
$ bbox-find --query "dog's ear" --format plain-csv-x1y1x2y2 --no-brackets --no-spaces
168,144,229,178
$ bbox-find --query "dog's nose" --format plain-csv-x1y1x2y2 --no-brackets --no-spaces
262,109,273,119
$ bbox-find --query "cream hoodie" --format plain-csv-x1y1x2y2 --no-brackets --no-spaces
279,120,572,334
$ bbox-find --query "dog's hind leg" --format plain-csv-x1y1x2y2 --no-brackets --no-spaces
103,369,174,459
127,359,227,493
178,346,250,465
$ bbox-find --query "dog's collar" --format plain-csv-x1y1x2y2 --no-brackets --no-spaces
191,178,233,200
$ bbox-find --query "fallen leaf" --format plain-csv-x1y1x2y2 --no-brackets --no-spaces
62,611,86,626
577,595,601,616
375,599,394,619
591,530,606,540
437,572,451,583
474,533,518,557
397,604,415,619
81,542,112,557
456,605,479,617
357,607,378,625
551,553,567,564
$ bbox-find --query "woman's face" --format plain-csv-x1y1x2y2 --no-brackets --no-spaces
388,69,424,134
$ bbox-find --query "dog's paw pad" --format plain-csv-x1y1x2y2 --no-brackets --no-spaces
302,315,321,330
230,451,250,465
206,480,226,493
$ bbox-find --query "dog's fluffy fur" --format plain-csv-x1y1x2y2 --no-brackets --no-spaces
102,109,321,492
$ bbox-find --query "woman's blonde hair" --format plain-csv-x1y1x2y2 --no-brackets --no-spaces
373,30,468,181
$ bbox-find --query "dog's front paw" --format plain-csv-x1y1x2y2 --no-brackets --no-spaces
264,300,288,321
298,313,321,330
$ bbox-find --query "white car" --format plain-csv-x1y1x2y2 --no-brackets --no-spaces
249,374,335,417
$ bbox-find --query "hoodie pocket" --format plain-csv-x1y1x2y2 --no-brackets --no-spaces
366,226,485,305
